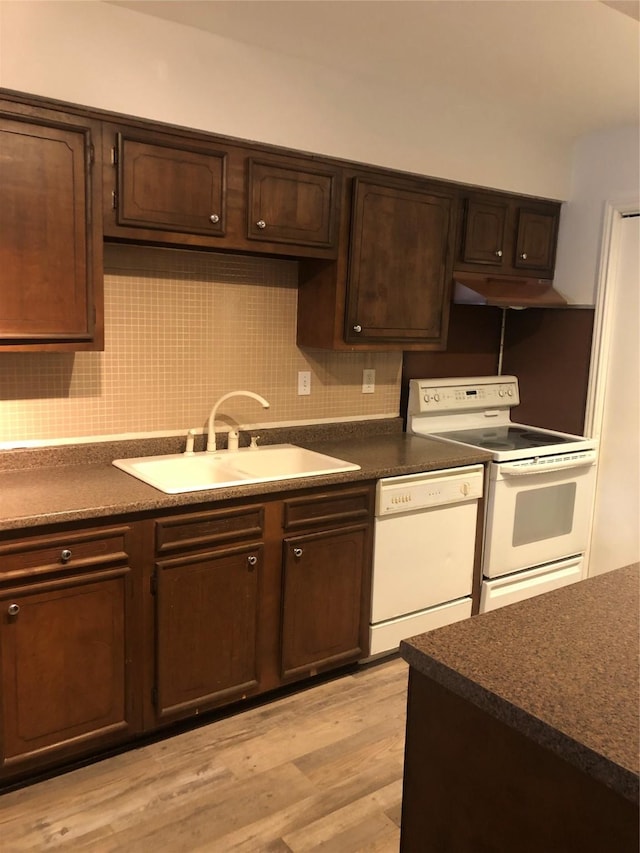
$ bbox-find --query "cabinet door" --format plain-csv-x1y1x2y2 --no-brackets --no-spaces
247,158,338,248
0,569,130,773
346,179,454,346
461,198,508,266
113,130,226,237
281,525,368,679
154,543,262,721
0,105,102,349
514,208,559,272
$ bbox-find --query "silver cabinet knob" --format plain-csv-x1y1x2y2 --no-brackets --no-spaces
256,220,267,229
353,324,362,333
247,555,258,567
293,547,303,558
8,603,20,616
520,252,528,260
61,549,72,563
495,249,503,258
209,214,220,224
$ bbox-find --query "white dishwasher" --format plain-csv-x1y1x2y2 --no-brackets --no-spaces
369,464,484,657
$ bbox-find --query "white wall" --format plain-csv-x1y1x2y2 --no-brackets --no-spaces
553,125,640,304
0,0,572,198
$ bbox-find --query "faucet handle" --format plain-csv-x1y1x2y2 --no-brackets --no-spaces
184,429,197,455
249,435,260,449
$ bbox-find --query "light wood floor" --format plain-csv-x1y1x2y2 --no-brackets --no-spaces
0,656,409,852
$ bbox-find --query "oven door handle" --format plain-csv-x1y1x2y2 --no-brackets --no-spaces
500,455,597,477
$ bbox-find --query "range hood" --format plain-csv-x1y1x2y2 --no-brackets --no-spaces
453,272,567,308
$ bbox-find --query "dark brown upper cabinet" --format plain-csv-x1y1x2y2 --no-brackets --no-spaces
460,198,509,267
104,124,228,245
113,129,227,237
297,173,456,351
456,193,561,278
103,123,339,259
0,96,103,351
247,157,339,250
514,207,560,271
346,178,455,346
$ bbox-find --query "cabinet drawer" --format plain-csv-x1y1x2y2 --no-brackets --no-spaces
283,486,373,531
155,505,265,554
0,526,130,581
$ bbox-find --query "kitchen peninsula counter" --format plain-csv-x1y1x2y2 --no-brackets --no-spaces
399,564,640,852
0,427,490,531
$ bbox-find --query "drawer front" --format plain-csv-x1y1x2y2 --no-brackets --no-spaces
0,526,130,580
155,505,265,554
283,486,373,531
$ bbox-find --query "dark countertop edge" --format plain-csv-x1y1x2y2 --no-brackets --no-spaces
0,430,492,531
400,639,640,804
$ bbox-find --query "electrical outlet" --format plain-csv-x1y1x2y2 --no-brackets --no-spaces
362,368,375,394
298,370,311,395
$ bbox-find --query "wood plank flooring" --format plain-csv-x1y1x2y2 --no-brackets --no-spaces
0,656,409,852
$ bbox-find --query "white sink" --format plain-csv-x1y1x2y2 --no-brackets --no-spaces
113,444,360,494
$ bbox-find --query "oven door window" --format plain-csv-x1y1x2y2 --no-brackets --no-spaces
513,483,576,546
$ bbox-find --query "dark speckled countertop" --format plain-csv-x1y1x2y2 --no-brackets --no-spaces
0,421,490,531
401,564,640,802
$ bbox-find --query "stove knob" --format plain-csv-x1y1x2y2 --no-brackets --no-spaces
423,394,431,403
507,388,514,396
498,389,505,397
434,394,440,402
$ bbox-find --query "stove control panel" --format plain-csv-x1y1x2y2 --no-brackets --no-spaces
408,376,520,415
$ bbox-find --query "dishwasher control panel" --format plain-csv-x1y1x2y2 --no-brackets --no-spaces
376,465,484,517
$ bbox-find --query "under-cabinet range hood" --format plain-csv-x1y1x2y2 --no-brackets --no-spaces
453,272,567,309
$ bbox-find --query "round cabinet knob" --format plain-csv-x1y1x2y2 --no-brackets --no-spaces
520,252,528,260
353,325,362,333
60,549,72,563
495,249,503,258
256,220,267,229
247,555,258,567
209,214,220,224
8,603,20,616
293,547,303,558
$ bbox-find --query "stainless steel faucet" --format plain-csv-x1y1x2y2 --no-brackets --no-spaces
206,391,270,452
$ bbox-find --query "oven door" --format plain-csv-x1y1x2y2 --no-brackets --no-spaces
483,455,597,578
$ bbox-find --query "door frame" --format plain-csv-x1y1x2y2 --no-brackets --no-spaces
584,199,639,439
584,199,639,576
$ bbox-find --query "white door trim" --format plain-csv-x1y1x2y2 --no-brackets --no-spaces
584,200,639,439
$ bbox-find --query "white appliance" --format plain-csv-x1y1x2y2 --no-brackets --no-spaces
408,375,598,613
369,465,484,656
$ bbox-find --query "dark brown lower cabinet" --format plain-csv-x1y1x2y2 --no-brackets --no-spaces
0,483,374,783
281,525,369,679
154,543,263,721
0,524,140,782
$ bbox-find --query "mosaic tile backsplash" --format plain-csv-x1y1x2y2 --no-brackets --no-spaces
0,245,402,446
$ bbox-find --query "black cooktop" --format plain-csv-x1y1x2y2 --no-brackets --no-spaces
432,425,577,452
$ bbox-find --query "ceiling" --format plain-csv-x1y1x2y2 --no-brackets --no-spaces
108,1,639,142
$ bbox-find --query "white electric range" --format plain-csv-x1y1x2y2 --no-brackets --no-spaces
408,375,598,612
